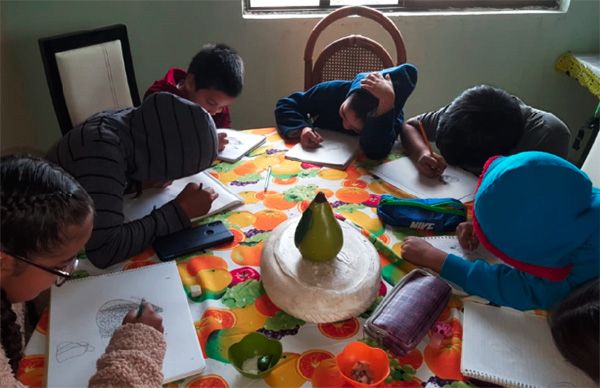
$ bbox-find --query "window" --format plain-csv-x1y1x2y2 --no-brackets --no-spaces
244,0,560,14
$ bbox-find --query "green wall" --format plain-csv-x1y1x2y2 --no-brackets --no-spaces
1,0,598,153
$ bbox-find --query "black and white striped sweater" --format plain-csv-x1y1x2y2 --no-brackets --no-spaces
48,92,217,268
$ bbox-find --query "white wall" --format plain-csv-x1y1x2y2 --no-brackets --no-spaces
1,0,598,153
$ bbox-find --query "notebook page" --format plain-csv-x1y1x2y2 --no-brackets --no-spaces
217,128,266,163
462,301,595,387
370,157,478,202
123,171,243,222
48,261,205,385
284,129,359,169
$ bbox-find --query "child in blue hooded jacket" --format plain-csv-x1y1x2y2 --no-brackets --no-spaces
402,151,599,311
275,64,417,160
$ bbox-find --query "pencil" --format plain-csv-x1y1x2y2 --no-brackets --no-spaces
136,298,146,318
338,215,404,263
263,166,272,193
417,121,433,155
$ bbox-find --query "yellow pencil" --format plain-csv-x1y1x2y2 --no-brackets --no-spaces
417,121,433,155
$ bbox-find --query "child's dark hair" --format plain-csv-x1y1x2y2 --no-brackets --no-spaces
548,278,599,383
0,155,94,373
347,89,379,124
435,85,525,168
187,43,244,98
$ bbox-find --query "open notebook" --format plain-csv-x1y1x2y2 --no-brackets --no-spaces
123,171,243,222
462,301,595,387
285,129,360,169
370,157,478,202
48,261,205,386
217,128,266,163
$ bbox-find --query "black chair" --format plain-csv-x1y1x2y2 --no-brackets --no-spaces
39,24,140,134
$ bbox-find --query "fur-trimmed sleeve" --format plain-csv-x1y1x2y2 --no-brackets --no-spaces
89,323,166,387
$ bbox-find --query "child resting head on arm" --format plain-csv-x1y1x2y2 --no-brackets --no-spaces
0,155,165,387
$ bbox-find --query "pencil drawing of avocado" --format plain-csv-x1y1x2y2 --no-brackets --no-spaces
96,298,163,338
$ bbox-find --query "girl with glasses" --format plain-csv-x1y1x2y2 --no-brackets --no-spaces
1,155,166,386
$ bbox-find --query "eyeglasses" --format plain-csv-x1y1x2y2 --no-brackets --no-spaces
3,252,79,287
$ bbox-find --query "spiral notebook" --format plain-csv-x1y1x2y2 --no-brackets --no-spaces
48,261,204,386
123,171,243,222
462,301,595,387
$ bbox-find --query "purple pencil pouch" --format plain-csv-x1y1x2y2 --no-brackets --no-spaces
364,269,451,356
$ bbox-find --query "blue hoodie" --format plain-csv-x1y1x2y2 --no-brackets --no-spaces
441,151,599,310
274,64,418,160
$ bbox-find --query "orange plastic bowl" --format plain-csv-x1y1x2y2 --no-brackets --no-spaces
336,342,390,387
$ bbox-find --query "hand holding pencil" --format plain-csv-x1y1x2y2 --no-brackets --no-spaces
123,299,164,333
300,126,323,148
415,121,447,179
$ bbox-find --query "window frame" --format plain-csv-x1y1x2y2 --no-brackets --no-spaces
243,0,560,15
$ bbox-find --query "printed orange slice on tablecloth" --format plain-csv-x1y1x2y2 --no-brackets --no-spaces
296,350,335,381
233,161,258,176
201,308,237,328
237,191,260,204
319,168,347,180
253,209,288,231
318,318,360,339
186,255,229,275
16,355,45,387
185,374,229,388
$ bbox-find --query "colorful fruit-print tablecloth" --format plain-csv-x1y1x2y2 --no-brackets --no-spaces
20,128,481,388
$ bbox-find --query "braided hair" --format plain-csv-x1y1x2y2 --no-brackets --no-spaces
0,155,93,373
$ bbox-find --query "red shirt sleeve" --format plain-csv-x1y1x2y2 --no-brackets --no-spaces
213,107,231,128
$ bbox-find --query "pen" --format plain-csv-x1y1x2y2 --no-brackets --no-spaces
136,298,146,318
263,166,272,193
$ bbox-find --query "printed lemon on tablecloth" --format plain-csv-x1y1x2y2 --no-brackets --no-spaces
226,210,256,226
264,352,306,388
337,206,384,235
424,319,464,381
319,168,348,180
232,241,264,266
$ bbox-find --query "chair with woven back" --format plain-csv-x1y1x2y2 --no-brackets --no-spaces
304,5,407,90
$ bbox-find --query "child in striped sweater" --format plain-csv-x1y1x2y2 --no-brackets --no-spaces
48,92,219,268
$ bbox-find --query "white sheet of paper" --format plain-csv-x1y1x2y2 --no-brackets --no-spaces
421,236,501,295
217,128,266,163
370,157,478,202
48,262,205,386
285,129,360,169
123,171,243,222
462,301,596,387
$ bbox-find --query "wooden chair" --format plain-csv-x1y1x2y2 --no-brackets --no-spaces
304,5,407,90
39,24,140,134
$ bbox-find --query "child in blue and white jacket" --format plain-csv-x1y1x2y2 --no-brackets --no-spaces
402,151,599,311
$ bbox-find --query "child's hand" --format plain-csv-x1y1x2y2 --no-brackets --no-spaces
416,151,447,178
218,132,229,152
457,222,479,250
175,183,218,219
300,127,323,148
401,237,447,273
360,73,394,116
123,303,164,333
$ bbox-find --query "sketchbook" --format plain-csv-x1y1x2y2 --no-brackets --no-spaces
123,171,243,222
462,301,595,387
48,261,205,386
284,129,360,169
217,128,266,163
370,157,478,202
